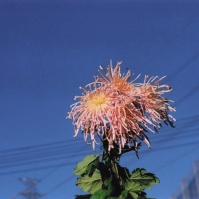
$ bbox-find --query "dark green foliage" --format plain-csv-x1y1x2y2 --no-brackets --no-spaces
73,154,100,177
73,154,159,199
75,195,91,199
129,168,160,190
76,170,102,194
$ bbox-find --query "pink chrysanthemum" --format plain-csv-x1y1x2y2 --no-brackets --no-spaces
67,80,116,149
97,62,151,148
98,61,140,103
97,62,175,132
67,61,175,152
105,103,150,152
137,75,176,131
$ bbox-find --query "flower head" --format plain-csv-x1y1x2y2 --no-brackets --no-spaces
137,75,176,131
96,62,152,149
67,61,175,153
98,61,140,103
67,81,115,149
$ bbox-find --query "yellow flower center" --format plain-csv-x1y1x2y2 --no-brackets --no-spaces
87,93,108,111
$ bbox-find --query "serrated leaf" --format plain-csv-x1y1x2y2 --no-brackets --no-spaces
119,190,133,199
124,180,147,198
124,180,144,192
74,154,100,176
128,190,146,199
130,168,160,190
90,177,115,199
76,170,102,194
122,168,159,199
90,188,112,199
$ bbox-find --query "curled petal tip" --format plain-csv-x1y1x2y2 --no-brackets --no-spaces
99,65,103,70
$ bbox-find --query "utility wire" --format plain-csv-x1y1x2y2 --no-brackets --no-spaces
0,162,68,176
0,127,197,169
45,175,74,195
166,52,199,82
175,83,199,107
0,139,83,156
0,119,198,169
0,137,198,176
0,147,91,169
152,144,198,172
0,114,197,158
0,113,197,162
40,21,199,198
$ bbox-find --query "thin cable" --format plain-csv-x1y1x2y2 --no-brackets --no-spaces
1,139,198,176
152,144,198,172
167,53,199,82
45,175,74,195
0,115,197,158
175,83,199,107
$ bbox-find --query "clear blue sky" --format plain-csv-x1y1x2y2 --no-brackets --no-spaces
0,0,199,198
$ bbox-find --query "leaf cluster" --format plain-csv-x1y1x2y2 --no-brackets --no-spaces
74,155,159,199
122,168,160,199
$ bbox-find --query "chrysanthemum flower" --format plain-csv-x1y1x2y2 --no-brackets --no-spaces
97,62,175,131
105,102,150,153
67,80,115,149
97,62,151,148
137,75,176,131
98,61,140,103
67,61,175,153
67,78,147,151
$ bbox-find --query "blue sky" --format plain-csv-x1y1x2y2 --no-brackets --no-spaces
0,0,199,198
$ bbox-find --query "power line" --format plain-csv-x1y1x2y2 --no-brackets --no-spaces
0,162,68,176
0,147,91,169
152,144,199,172
0,124,198,168
0,114,197,158
166,52,199,82
175,83,199,107
0,137,198,176
0,139,82,156
45,175,74,195
0,129,196,170
0,117,198,170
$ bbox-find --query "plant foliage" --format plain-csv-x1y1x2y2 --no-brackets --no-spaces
74,154,159,199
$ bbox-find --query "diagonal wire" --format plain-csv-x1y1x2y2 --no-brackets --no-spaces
152,144,198,172
166,52,199,82
175,83,199,107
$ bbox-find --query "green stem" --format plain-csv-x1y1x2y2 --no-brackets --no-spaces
111,159,119,179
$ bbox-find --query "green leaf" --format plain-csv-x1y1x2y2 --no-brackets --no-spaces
123,180,146,198
90,188,112,199
122,168,160,199
125,180,144,192
119,190,133,199
130,168,160,190
76,170,102,194
107,190,134,199
74,154,101,176
128,190,146,199
90,177,115,199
